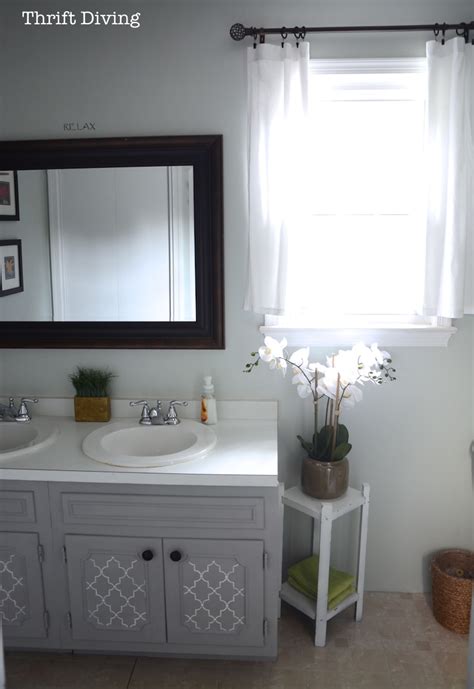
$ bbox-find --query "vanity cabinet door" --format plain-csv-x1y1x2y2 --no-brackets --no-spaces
64,534,166,644
0,532,47,639
164,539,265,647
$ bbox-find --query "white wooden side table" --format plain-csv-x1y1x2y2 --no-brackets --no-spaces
280,483,370,647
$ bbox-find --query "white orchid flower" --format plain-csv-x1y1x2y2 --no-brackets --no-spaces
339,383,363,408
330,349,360,385
291,370,314,398
258,336,287,373
269,356,288,376
351,342,392,382
288,347,311,390
351,342,377,380
289,347,309,372
370,343,391,365
316,365,340,400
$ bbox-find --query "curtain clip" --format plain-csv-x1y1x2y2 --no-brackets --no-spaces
454,23,470,43
252,28,258,49
294,26,306,48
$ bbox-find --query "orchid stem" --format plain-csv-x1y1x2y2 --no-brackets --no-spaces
331,373,341,460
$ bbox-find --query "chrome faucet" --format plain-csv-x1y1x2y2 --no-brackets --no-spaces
0,397,38,422
129,399,188,425
165,401,188,425
0,398,17,421
16,399,39,423
129,400,153,425
150,401,167,426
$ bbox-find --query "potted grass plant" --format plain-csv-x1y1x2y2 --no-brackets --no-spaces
245,339,395,499
69,366,116,422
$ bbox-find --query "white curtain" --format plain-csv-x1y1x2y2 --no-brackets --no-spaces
421,37,473,319
244,42,310,315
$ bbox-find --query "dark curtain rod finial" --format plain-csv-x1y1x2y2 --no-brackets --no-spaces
230,23,247,41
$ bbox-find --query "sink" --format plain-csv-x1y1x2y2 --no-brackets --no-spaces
82,419,217,468
0,418,59,457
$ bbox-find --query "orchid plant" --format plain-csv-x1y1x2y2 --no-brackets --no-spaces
244,338,396,463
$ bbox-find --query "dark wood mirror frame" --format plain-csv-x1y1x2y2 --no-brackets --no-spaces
0,135,224,349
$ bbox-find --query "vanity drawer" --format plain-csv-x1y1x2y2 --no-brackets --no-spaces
60,493,265,530
0,490,37,524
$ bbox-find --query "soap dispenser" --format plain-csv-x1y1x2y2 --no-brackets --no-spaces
200,376,217,425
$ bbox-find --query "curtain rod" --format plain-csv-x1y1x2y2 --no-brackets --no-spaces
229,21,474,43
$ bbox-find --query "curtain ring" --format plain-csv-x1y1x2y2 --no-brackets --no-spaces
252,29,258,49
294,26,306,47
433,23,440,39
455,23,470,43
281,27,288,48
259,32,265,44
441,23,446,45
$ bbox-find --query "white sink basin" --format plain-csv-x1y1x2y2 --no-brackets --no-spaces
82,420,217,468
0,418,59,457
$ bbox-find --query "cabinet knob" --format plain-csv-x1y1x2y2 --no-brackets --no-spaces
141,549,154,562
169,550,182,562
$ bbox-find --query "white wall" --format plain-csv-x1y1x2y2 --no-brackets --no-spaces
0,0,472,591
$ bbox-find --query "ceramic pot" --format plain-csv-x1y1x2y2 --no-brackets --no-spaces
74,396,111,422
301,456,349,500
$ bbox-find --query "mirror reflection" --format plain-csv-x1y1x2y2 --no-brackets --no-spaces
0,166,196,322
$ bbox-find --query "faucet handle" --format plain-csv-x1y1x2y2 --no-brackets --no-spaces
129,400,152,425
166,400,189,425
16,398,38,422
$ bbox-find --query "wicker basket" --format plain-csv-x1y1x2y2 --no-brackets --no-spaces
431,549,474,634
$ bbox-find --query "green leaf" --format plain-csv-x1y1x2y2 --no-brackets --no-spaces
297,435,313,456
317,425,333,461
336,424,349,445
333,442,352,460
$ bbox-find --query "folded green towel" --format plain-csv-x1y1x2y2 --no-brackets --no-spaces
288,555,355,609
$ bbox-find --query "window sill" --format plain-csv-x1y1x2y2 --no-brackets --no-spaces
259,321,457,348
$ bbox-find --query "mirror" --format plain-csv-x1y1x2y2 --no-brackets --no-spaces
0,136,224,348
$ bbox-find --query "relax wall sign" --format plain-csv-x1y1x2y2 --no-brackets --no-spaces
63,123,96,132
21,11,141,29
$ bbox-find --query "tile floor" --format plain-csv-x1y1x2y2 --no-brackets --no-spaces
5,593,469,689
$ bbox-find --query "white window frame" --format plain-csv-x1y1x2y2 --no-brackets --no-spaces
260,58,457,348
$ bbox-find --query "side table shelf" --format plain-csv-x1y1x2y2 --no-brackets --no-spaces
280,483,370,647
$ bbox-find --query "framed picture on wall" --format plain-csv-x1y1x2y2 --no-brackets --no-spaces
0,171,20,221
0,240,23,297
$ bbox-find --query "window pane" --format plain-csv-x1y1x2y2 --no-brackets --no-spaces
285,67,426,318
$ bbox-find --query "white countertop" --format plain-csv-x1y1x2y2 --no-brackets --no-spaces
0,401,278,487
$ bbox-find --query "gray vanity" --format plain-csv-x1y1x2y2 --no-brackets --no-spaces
0,402,282,660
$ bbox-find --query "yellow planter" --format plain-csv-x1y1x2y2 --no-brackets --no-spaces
74,396,111,423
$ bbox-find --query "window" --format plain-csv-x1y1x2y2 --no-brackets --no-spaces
262,59,456,346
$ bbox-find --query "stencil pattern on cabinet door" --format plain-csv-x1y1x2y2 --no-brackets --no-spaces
0,551,28,625
84,554,147,629
183,557,245,633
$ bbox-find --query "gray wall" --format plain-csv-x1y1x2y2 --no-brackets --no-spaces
1,0,472,591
